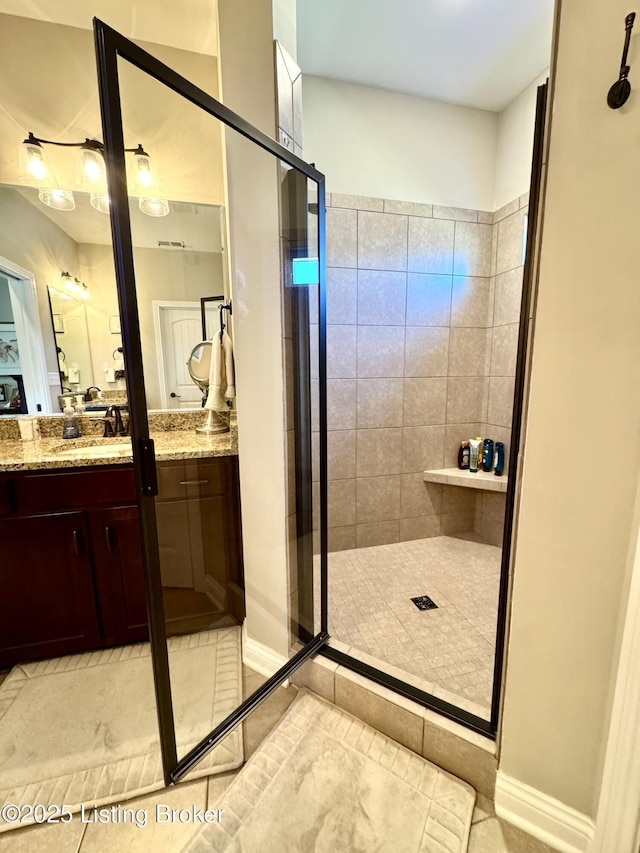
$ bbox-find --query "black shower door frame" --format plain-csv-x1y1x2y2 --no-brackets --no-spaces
93,18,329,784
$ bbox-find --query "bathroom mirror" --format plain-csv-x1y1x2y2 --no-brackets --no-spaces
47,284,95,393
0,183,226,411
186,340,212,393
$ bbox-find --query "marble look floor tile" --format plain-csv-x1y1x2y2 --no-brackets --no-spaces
321,536,501,713
468,817,556,853
0,820,85,853
78,781,207,852
471,793,496,824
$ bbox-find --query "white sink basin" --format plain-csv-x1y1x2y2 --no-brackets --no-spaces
52,440,132,459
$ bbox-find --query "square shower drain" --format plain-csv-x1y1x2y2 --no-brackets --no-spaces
411,595,438,611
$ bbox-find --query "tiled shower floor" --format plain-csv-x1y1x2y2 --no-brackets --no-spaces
326,535,502,718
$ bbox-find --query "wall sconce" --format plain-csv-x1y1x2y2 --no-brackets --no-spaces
59,271,91,301
19,132,170,217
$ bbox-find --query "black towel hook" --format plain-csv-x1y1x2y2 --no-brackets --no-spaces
608,12,636,108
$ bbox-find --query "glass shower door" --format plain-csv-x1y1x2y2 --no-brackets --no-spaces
94,18,328,784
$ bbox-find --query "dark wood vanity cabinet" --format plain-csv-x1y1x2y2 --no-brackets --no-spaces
0,512,101,665
0,456,244,669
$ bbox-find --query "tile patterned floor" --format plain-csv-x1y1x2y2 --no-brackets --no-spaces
0,673,554,853
326,535,502,717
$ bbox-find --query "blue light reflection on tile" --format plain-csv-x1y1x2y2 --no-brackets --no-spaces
292,257,320,286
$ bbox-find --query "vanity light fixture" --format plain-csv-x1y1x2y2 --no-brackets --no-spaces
59,272,91,301
18,132,170,217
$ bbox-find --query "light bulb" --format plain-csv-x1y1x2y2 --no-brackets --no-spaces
61,272,75,296
78,144,106,188
133,150,154,189
19,136,51,186
85,158,102,182
28,152,47,180
72,278,90,301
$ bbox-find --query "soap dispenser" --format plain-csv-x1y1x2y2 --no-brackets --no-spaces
74,394,86,415
62,400,82,439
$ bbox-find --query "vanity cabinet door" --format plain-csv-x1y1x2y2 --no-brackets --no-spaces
89,505,149,647
0,512,100,667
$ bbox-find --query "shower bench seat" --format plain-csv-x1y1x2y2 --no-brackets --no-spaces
423,467,508,493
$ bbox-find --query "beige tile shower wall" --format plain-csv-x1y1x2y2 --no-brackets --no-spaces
474,194,529,546
324,193,495,550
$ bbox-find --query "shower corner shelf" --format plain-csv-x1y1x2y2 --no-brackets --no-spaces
423,467,508,493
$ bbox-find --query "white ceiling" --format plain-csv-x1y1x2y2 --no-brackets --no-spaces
0,0,218,55
296,0,555,112
16,187,223,253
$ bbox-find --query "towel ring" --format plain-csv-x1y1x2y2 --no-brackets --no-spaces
57,347,66,359
112,346,123,360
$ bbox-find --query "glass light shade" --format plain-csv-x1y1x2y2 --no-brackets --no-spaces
139,197,170,217
38,188,75,211
132,150,155,191
60,272,75,296
77,144,106,187
19,138,52,185
90,192,110,214
76,279,91,301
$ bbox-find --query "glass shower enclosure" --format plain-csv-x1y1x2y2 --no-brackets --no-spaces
94,18,328,784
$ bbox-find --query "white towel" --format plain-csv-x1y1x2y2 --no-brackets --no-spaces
204,331,235,412
222,330,235,400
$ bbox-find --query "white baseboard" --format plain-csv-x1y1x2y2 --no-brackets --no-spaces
495,771,595,853
241,626,289,680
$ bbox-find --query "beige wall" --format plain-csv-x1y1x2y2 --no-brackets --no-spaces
500,0,640,818
219,0,291,658
0,188,223,409
494,71,550,210
0,186,78,407
78,244,224,408
303,75,498,211
0,13,223,206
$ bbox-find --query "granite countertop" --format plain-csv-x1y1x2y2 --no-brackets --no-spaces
0,427,238,472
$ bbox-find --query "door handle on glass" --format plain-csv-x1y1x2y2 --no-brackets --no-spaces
179,479,209,486
105,525,116,552
73,529,84,556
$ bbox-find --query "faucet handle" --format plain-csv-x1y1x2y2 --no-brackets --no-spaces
90,417,115,438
